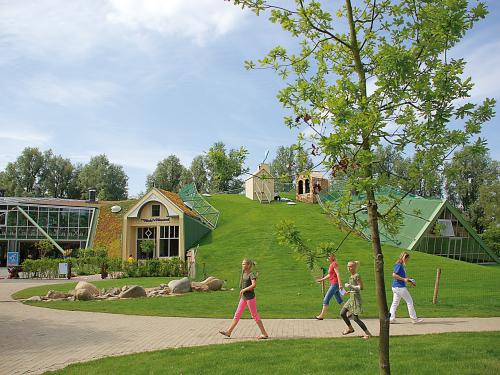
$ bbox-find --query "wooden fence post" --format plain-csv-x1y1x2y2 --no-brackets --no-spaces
433,268,441,304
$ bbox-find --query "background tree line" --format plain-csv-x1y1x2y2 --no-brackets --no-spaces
0,141,250,200
0,148,128,201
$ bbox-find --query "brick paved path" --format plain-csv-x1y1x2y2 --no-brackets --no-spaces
1,280,499,375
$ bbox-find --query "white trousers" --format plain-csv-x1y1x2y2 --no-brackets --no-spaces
390,287,417,320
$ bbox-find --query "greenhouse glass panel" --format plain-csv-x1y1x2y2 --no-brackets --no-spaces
60,211,69,227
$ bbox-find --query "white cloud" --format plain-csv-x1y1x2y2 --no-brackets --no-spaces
20,75,120,107
460,39,500,100
0,123,53,170
0,128,51,144
0,1,113,62
106,0,246,46
0,0,246,65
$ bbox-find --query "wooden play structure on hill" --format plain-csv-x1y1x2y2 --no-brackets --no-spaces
296,172,329,204
245,164,274,204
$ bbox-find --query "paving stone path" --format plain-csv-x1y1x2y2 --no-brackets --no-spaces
1,280,499,375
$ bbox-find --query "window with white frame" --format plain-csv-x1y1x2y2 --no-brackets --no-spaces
437,219,455,237
0,211,6,227
159,225,179,257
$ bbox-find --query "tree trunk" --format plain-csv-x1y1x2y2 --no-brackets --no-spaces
345,0,391,373
366,189,391,375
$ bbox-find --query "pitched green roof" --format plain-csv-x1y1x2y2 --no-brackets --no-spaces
318,187,499,263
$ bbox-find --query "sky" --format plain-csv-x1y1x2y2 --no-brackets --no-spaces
0,0,499,197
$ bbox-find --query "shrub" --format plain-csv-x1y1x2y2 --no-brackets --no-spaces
482,225,500,258
122,258,187,278
21,258,62,279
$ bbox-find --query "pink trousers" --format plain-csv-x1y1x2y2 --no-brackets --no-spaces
233,297,261,321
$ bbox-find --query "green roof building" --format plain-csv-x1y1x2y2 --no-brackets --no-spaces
319,188,499,264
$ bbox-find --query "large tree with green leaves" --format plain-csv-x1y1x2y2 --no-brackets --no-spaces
78,155,128,200
3,147,45,196
271,145,296,182
229,1,495,373
445,138,498,212
205,141,248,192
190,155,208,192
40,151,79,198
271,144,315,182
373,145,443,197
146,155,187,192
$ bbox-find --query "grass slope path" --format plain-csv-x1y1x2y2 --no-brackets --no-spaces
1,281,500,375
197,195,500,318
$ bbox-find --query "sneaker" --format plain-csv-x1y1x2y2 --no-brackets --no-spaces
411,318,424,324
389,319,397,324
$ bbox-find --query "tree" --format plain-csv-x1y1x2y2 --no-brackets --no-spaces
205,141,248,192
482,225,500,259
3,147,45,196
0,171,8,195
40,151,79,198
35,239,54,258
373,145,443,197
146,155,186,192
180,167,194,188
271,145,295,182
78,155,128,200
271,144,314,183
445,139,497,212
467,180,500,233
230,1,494,373
190,155,208,192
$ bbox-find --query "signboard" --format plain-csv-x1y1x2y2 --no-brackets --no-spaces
7,252,19,267
141,217,170,223
58,262,68,275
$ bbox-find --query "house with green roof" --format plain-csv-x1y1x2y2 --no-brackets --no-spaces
318,188,499,264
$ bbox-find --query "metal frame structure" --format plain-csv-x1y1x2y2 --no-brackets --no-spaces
178,183,220,229
0,198,97,259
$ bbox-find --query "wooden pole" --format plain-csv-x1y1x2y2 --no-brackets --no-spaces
433,268,441,304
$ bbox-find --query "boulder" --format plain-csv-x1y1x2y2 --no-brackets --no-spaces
119,285,146,299
107,287,121,296
26,295,42,302
46,290,69,299
75,289,93,301
168,277,192,293
75,281,100,297
191,282,209,292
201,277,224,291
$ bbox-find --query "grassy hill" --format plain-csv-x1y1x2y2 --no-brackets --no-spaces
195,194,500,318
16,194,500,318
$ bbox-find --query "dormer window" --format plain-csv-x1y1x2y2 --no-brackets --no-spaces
152,204,160,217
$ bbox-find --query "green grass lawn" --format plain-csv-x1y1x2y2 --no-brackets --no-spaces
14,195,500,318
44,332,500,375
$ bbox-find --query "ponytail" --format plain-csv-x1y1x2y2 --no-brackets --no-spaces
397,251,410,264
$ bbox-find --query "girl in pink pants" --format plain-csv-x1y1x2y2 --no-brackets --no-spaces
219,258,269,339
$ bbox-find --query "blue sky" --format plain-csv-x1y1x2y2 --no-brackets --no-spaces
0,0,499,197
